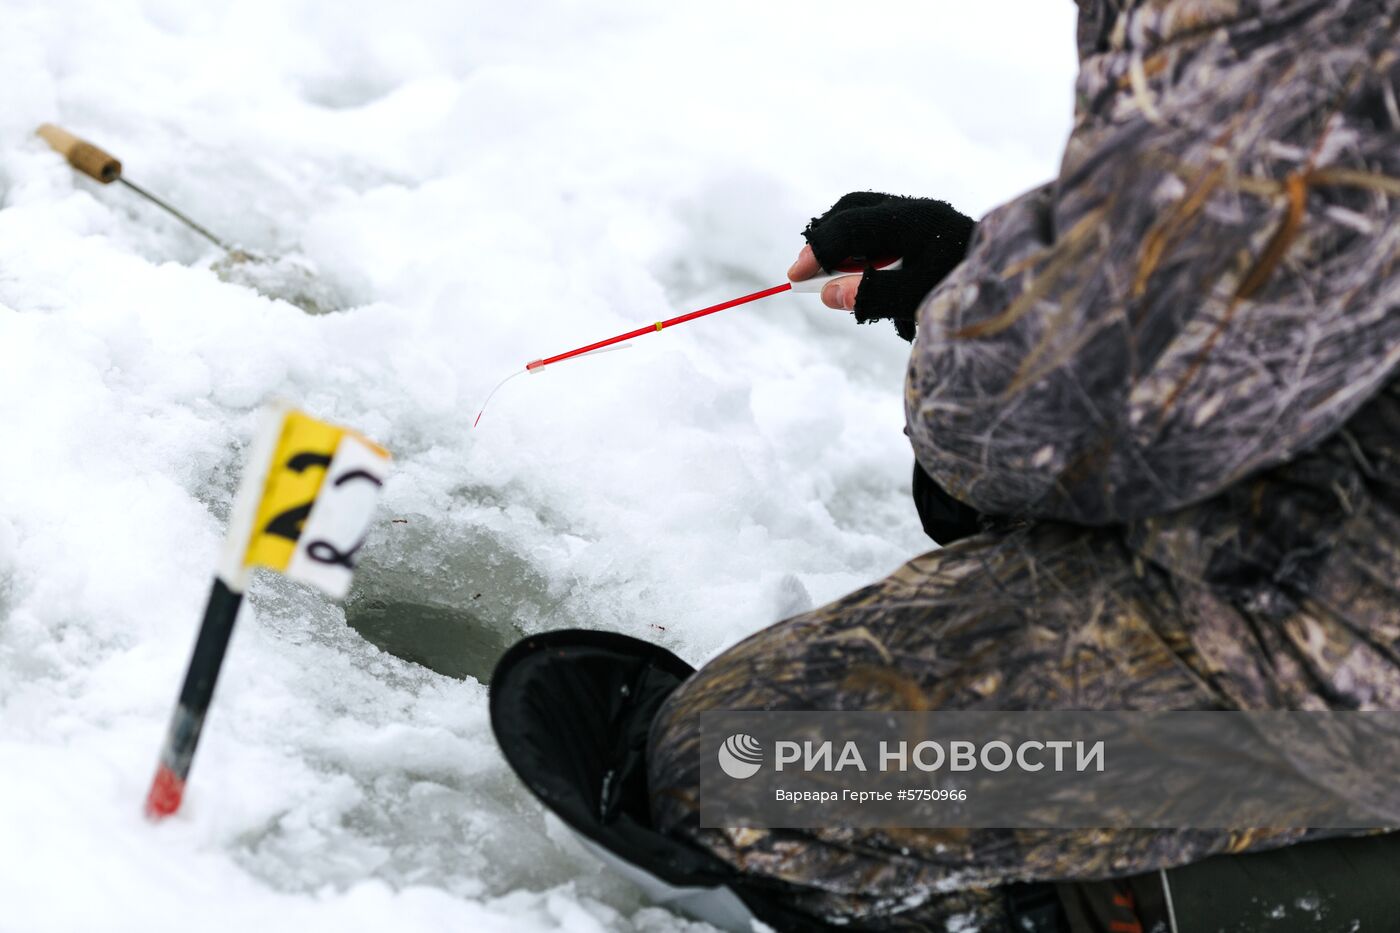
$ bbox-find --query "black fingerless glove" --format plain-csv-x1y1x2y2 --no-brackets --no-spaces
802,192,975,341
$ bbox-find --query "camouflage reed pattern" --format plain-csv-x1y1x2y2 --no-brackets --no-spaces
648,0,1400,927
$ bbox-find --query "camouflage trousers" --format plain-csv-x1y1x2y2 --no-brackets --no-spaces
646,387,1400,930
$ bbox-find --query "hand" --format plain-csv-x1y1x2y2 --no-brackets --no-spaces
787,244,862,313
790,192,976,341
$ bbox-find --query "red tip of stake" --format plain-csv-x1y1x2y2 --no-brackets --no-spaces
145,764,185,820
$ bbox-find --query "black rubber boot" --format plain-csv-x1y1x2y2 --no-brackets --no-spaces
489,630,841,932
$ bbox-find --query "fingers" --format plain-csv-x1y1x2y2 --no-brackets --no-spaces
789,244,857,310
820,274,862,311
787,244,822,281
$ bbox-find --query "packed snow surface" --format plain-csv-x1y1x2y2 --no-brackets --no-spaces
0,3,1075,930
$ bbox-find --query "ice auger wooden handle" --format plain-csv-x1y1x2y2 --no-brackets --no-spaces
34,122,234,251
36,123,122,183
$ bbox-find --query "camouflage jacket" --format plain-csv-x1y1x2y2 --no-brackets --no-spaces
909,0,1399,529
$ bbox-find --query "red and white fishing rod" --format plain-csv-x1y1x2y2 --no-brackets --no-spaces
473,258,900,426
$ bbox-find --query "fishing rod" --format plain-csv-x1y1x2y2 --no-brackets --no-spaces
36,123,236,252
473,257,900,426
36,124,896,418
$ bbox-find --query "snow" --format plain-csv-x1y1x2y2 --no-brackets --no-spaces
0,2,1075,930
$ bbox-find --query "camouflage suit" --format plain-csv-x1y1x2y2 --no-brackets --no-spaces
647,0,1400,927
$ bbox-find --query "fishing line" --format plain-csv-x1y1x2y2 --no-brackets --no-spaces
473,343,636,426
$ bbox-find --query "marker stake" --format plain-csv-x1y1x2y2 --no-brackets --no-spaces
145,577,245,818
145,407,390,820
144,405,279,820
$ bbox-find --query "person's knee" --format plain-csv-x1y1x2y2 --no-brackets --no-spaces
646,608,897,835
